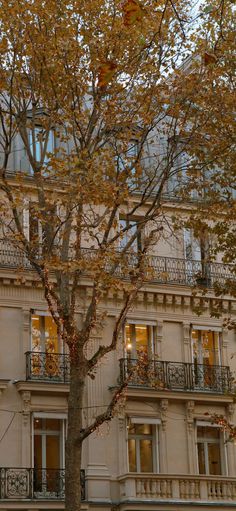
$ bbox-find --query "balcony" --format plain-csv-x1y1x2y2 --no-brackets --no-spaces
120,358,232,394
0,239,234,288
0,467,85,500
26,351,70,383
119,474,236,502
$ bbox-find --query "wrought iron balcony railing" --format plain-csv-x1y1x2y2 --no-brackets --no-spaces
0,239,234,288
120,358,232,394
0,468,85,500
26,351,70,383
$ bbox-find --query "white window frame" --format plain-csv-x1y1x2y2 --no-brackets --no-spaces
127,417,160,473
30,311,63,353
29,127,55,175
124,322,156,358
196,421,227,476
191,327,222,366
32,412,67,469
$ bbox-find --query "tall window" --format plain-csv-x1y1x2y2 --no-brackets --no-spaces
116,140,138,173
128,422,157,473
197,425,224,475
125,323,154,358
192,329,221,367
34,416,65,494
119,219,142,252
31,313,60,353
29,127,55,174
192,329,221,390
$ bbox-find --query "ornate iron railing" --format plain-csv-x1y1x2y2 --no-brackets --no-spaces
0,239,234,288
0,468,85,500
26,351,70,383
120,358,232,393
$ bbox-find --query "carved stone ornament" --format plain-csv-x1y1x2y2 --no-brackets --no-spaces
22,391,31,426
186,400,195,432
160,399,168,431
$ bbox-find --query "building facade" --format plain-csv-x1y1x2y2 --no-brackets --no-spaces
0,210,236,511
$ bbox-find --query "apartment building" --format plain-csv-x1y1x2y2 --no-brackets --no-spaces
0,188,236,511
0,84,235,511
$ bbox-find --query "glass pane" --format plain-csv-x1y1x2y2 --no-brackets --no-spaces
34,418,43,430
140,439,153,472
32,315,41,350
192,330,199,362
128,439,136,472
197,443,206,474
202,331,218,365
125,324,132,352
208,443,221,475
198,426,220,440
44,316,58,352
129,423,152,435
135,325,148,354
34,435,42,469
45,418,60,431
46,435,60,468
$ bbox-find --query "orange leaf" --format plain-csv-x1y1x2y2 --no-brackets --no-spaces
122,0,145,26
98,61,117,88
204,52,217,65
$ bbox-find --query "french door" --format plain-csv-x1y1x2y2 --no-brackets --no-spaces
33,417,65,495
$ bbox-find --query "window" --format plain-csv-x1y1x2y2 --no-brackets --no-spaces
116,140,138,172
192,329,221,367
128,422,157,473
119,218,142,252
23,202,42,244
33,415,65,494
125,323,154,358
29,127,55,174
31,313,60,353
192,328,222,390
197,425,224,475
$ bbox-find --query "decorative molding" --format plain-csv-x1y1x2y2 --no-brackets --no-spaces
227,403,235,420
183,322,190,344
22,309,30,332
160,399,168,431
186,400,195,432
22,391,31,426
0,379,10,398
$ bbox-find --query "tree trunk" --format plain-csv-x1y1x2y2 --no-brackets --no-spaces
65,365,85,511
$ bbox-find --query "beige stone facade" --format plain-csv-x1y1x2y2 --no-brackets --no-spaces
0,227,236,511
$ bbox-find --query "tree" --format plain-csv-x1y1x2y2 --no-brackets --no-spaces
0,0,234,509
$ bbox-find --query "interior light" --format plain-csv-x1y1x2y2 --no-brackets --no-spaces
126,343,132,351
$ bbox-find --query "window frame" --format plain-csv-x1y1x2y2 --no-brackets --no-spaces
196,421,227,476
30,310,63,354
127,417,160,473
124,322,156,359
32,412,67,470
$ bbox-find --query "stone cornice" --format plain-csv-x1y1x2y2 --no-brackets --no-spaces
14,380,70,395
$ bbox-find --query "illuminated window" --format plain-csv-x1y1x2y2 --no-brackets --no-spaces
192,329,221,366
125,323,153,358
128,422,157,473
31,313,60,353
197,425,224,475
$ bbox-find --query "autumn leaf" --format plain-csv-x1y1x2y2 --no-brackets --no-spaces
97,61,117,88
204,52,217,65
122,0,145,27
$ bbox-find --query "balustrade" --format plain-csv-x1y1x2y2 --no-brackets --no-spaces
26,351,70,383
0,468,85,500
120,358,232,393
120,474,236,502
0,239,234,288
